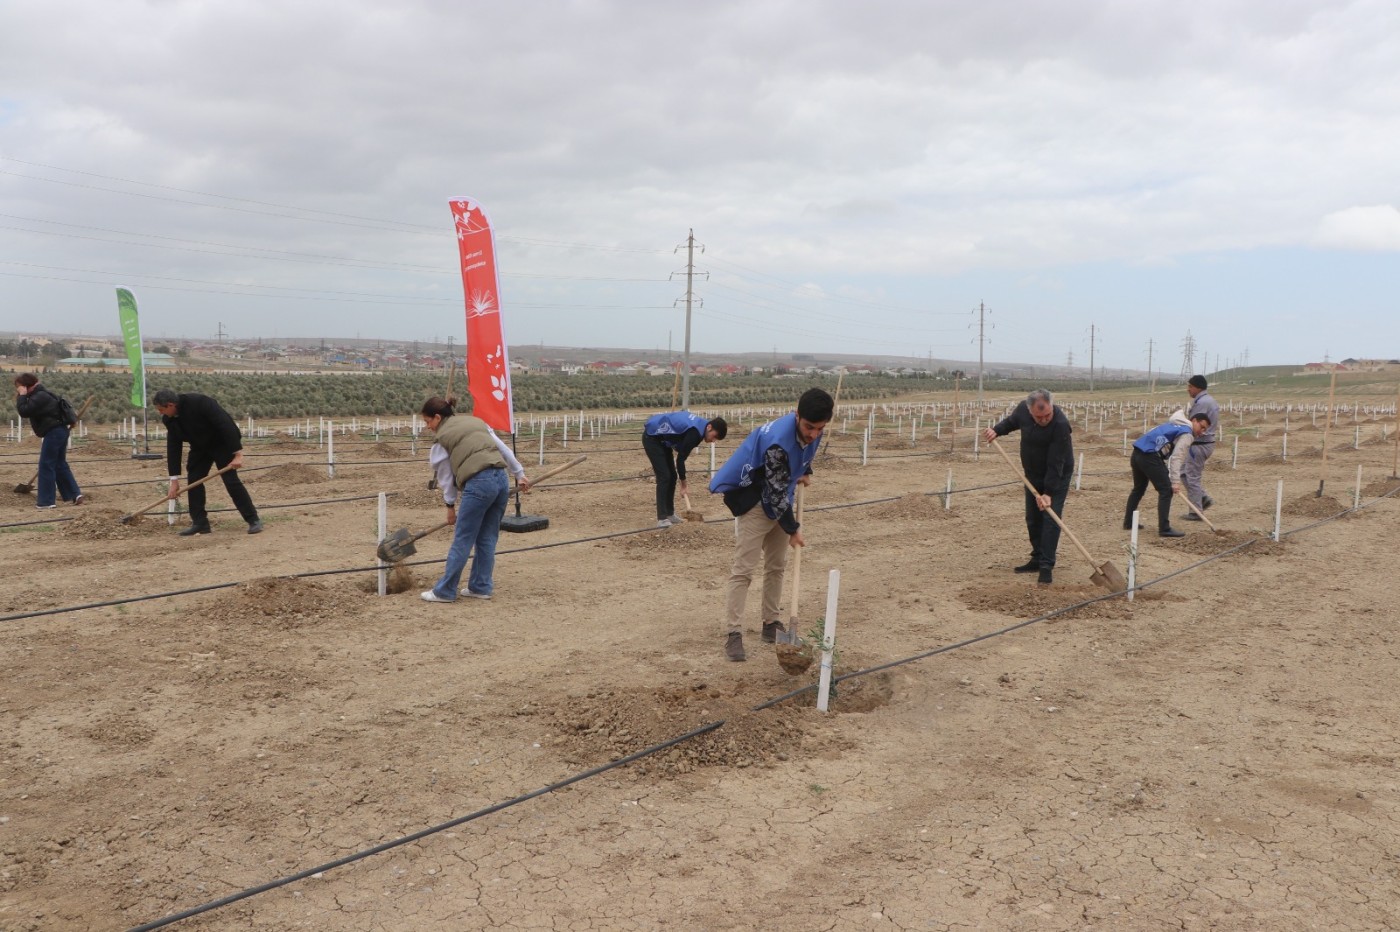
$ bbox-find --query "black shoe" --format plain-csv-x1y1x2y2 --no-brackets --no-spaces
1122,518,1134,530
1202,496,1213,511
1037,567,1053,585
725,632,746,662
1013,559,1040,573
1159,528,1185,538
178,522,211,536
761,620,785,643
247,520,264,535
1182,512,1203,522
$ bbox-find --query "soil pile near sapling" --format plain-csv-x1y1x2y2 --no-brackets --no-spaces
75,438,123,455
813,450,859,472
959,582,1139,620
207,576,362,626
1283,493,1346,518
392,486,445,509
547,684,846,777
367,441,407,459
1362,478,1400,498
868,492,955,520
59,507,167,540
255,463,329,485
1250,452,1290,464
1158,529,1287,556
615,522,725,556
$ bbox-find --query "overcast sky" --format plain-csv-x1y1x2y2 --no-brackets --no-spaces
3,0,1398,371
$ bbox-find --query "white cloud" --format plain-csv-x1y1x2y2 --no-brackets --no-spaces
1314,205,1400,251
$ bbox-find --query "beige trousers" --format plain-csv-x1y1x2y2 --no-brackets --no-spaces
724,507,791,634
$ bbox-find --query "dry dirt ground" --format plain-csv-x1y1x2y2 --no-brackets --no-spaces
3,396,1400,931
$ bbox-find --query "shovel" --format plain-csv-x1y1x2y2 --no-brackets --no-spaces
378,519,452,562
991,439,1127,593
680,491,704,522
119,462,238,525
15,395,95,494
1175,491,1225,535
778,485,806,645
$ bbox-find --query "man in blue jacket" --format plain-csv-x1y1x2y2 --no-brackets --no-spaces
1124,412,1211,538
709,388,832,661
642,410,726,528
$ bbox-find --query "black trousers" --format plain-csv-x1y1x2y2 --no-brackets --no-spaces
1024,484,1070,569
1125,448,1173,531
642,432,678,520
187,448,258,525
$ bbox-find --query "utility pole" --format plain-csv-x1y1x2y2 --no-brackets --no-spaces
1088,323,1097,393
672,229,707,409
973,301,991,403
1146,337,1155,393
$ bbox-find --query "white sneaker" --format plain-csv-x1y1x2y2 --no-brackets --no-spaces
459,589,491,600
656,518,674,529
668,514,687,525
420,590,454,603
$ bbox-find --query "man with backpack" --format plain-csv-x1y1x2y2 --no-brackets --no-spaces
13,373,83,509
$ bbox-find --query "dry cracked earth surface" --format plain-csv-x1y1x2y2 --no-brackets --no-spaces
3,393,1400,931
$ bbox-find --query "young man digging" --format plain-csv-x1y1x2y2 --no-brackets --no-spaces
709,387,833,662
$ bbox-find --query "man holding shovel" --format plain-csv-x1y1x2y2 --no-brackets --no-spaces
641,410,727,528
982,389,1074,585
709,388,832,662
1124,412,1211,538
1182,375,1219,520
154,389,262,536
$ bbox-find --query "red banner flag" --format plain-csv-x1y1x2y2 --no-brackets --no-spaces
449,197,514,433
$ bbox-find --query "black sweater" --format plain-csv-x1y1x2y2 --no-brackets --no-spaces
990,401,1074,493
162,393,243,474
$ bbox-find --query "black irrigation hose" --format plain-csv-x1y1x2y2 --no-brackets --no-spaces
125,488,1400,931
0,493,394,533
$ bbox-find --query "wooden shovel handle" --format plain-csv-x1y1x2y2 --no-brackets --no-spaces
73,395,96,422
990,439,1100,571
682,492,694,512
529,454,587,487
1174,491,1219,532
787,485,805,624
124,462,238,521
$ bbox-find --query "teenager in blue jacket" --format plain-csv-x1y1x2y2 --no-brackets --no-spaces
642,410,727,528
1124,412,1211,538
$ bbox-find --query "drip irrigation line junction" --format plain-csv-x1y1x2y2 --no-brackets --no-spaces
118,483,1399,931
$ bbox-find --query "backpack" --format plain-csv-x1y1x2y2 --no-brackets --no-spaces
56,395,78,426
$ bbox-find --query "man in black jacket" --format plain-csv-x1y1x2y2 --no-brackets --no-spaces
153,389,262,535
982,389,1074,584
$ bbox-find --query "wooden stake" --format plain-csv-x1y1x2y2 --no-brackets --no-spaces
1317,369,1336,496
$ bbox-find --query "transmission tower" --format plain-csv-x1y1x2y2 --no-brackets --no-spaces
1179,331,1197,382
971,302,992,402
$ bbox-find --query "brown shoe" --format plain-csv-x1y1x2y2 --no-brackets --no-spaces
761,620,785,643
725,632,746,662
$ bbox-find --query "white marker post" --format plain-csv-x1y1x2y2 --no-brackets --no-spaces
1075,452,1084,491
1273,479,1284,542
377,492,388,597
1126,511,1140,603
816,569,840,712
1355,464,1363,510
862,428,868,466
539,428,545,466
1232,435,1239,470
327,422,336,479
945,468,953,511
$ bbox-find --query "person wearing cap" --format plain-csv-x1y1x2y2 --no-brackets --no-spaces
1183,375,1220,519
1124,411,1212,537
982,388,1075,586
641,410,727,528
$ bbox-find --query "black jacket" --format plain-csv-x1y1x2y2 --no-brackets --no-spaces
15,385,66,438
990,401,1075,493
162,393,243,474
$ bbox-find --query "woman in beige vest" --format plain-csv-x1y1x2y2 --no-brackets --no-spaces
419,396,521,603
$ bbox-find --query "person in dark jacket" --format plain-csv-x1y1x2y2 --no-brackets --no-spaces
641,410,727,527
14,373,83,509
153,389,262,535
982,389,1074,585
1124,412,1211,538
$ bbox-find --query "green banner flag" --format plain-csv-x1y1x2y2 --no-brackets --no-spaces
116,287,145,407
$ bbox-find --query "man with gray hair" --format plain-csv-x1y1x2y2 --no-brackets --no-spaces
1181,375,1219,519
982,389,1075,585
153,389,262,536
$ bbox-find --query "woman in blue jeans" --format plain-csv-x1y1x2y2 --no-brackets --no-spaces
14,373,83,509
419,396,530,603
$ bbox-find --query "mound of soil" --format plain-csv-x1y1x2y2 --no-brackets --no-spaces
75,438,123,455
367,442,407,459
392,486,446,509
1283,493,1346,518
868,492,955,520
205,576,363,626
59,507,168,539
959,582,1137,620
255,463,328,485
1362,478,1400,498
547,684,847,777
1158,529,1287,556
813,450,859,472
615,521,725,555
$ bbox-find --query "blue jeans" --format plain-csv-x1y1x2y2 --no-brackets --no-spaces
36,427,81,507
431,467,510,600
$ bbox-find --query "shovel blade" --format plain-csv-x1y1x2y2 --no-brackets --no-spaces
377,528,416,562
1092,561,1128,593
13,484,33,494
